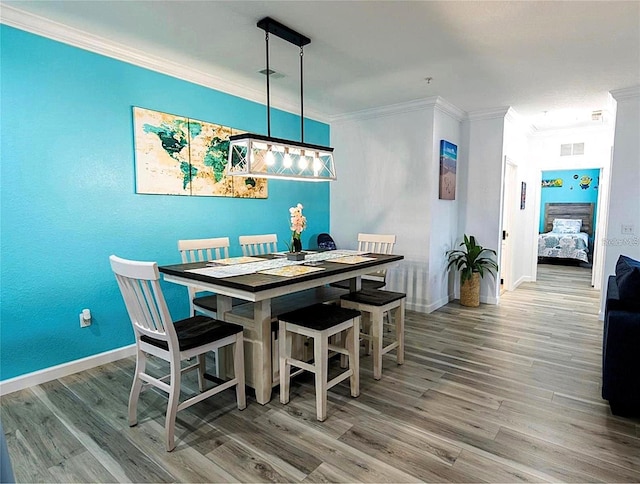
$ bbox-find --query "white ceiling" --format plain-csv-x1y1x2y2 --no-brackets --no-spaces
2,0,639,130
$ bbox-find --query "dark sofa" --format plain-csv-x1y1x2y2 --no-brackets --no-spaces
602,255,640,417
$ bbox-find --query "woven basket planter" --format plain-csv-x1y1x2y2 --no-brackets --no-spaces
460,272,481,307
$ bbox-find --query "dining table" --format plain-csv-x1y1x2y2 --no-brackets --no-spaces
159,250,404,405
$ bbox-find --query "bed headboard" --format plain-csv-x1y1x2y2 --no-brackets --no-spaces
543,202,595,236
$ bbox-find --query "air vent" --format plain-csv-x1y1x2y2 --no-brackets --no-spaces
560,142,585,156
572,142,584,155
259,68,285,79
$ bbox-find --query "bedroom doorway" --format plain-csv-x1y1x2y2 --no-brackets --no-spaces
537,168,602,284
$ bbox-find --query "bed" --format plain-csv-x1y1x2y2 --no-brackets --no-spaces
538,202,594,263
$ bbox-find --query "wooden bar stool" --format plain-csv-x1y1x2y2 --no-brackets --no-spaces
278,303,361,421
340,289,406,380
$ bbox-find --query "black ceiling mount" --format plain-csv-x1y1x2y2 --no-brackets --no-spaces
257,17,310,47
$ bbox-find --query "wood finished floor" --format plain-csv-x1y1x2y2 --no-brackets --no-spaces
2,264,639,483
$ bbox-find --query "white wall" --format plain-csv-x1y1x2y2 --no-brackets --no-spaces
458,109,508,304
601,86,640,314
502,110,535,289
330,97,463,312
429,103,463,309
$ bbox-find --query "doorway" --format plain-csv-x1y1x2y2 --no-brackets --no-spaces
500,157,518,293
536,167,604,287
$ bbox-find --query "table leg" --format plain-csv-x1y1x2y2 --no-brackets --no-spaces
348,276,362,292
216,295,233,378
253,300,272,405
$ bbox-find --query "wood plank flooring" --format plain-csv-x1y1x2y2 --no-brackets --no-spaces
2,264,639,483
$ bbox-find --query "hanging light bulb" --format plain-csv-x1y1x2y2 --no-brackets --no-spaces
283,148,292,168
313,152,321,176
265,145,275,166
298,150,309,170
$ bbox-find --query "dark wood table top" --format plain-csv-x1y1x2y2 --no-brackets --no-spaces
159,252,403,293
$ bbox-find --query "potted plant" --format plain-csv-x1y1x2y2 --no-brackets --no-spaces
446,234,498,307
286,203,306,260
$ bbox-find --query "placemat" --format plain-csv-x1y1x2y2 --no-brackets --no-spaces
259,265,326,277
330,255,377,264
212,256,265,265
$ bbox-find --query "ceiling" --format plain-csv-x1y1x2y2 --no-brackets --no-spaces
2,1,639,130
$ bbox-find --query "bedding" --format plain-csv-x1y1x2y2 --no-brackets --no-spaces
538,230,589,262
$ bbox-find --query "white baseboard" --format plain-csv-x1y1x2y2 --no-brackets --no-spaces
512,275,533,289
0,345,136,396
480,295,499,305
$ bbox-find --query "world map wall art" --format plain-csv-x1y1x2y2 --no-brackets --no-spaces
133,107,267,198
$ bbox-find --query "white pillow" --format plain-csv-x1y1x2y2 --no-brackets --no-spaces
552,218,582,234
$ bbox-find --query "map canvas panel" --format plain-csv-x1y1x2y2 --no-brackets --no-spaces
134,108,191,195
133,107,267,198
188,120,235,196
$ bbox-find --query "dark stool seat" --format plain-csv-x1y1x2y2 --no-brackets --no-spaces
340,289,406,380
330,279,386,291
279,303,361,421
280,304,361,330
341,289,406,306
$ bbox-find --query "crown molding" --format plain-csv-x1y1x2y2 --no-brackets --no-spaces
433,97,466,122
329,97,439,123
466,106,511,121
0,4,328,123
504,107,536,135
330,96,466,124
610,85,640,101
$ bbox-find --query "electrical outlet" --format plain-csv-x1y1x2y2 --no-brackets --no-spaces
621,224,635,235
79,310,92,328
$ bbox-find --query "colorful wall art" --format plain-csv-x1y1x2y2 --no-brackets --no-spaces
134,107,267,198
439,140,457,200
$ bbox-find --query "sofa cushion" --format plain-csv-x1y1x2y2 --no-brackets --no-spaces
615,255,640,307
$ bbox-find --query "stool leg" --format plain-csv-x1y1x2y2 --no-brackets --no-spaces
362,312,372,356
197,354,206,392
372,309,384,380
396,300,405,365
347,317,360,397
234,334,246,410
314,334,329,421
279,323,291,405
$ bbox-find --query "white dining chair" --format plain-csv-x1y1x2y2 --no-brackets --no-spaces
110,255,246,452
358,233,397,285
239,234,278,256
332,233,397,291
178,237,245,378
178,237,231,318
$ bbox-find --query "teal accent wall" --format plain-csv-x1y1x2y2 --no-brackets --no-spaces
0,25,331,381
539,168,600,234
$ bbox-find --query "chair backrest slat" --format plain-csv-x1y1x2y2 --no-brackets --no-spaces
357,233,396,282
110,255,177,347
178,237,230,263
357,233,396,254
239,234,278,256
178,237,231,300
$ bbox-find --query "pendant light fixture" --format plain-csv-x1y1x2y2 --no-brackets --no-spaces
227,17,336,182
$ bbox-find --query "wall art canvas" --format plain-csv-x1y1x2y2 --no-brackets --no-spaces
541,178,563,188
439,140,457,200
133,107,267,198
